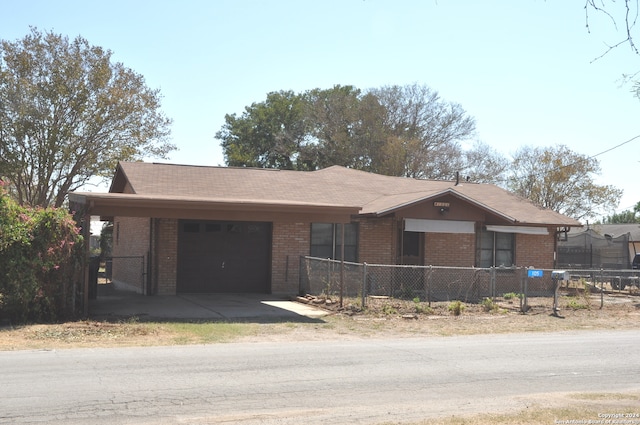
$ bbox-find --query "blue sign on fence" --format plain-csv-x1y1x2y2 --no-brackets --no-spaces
527,269,543,278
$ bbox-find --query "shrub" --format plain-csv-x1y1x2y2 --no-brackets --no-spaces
503,292,523,300
413,297,433,315
0,183,84,323
448,300,465,316
566,297,589,311
480,297,497,312
381,304,398,315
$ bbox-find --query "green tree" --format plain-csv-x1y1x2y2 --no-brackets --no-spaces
0,28,174,208
300,88,391,173
507,145,622,221
602,201,640,223
217,83,477,179
217,90,311,170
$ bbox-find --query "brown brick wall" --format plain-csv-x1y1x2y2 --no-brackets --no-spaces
155,218,178,295
271,222,310,294
515,228,556,269
425,233,476,267
358,217,397,264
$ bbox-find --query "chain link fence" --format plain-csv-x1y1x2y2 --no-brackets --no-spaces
563,268,640,292
299,256,640,308
102,256,146,294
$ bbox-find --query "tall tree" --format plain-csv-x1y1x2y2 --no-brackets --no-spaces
369,83,476,179
0,28,174,207
304,85,366,170
461,141,510,184
217,83,478,179
217,90,310,170
507,145,622,221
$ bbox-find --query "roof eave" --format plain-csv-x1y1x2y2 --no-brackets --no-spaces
68,192,361,221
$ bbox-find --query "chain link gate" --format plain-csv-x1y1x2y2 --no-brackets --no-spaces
102,256,146,294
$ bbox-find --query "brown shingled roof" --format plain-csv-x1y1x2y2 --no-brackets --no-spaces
103,162,579,227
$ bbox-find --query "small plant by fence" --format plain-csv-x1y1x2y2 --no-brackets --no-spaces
299,256,640,309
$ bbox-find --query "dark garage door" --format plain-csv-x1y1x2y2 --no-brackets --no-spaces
177,220,271,293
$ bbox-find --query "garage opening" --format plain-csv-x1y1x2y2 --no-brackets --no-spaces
177,220,271,293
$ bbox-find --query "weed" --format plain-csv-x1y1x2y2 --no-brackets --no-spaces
480,297,498,313
381,304,398,315
413,298,433,315
503,292,523,300
566,297,589,310
448,300,465,316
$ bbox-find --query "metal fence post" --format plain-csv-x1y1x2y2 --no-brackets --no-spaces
552,276,560,316
600,268,604,309
490,267,496,299
298,256,304,295
525,268,529,311
362,262,368,308
326,259,331,297
596,270,604,310
521,268,528,313
427,265,432,306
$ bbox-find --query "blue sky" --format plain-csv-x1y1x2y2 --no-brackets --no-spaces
2,0,639,217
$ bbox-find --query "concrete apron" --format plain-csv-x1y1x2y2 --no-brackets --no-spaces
89,288,329,322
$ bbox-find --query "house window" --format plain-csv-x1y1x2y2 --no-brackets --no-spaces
310,223,358,262
479,228,514,267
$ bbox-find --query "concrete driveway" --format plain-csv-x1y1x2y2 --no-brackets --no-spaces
89,284,328,322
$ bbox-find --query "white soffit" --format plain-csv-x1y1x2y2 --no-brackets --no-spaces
486,225,549,235
405,219,475,234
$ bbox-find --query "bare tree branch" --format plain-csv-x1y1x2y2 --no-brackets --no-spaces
585,0,639,60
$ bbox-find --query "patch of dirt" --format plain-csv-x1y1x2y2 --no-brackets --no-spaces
2,290,639,350
0,320,170,350
301,289,640,317
279,290,640,340
218,290,640,346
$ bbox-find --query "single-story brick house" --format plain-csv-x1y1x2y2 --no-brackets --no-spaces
69,162,581,298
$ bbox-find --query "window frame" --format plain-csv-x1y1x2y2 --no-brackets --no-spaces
478,227,515,268
310,223,358,263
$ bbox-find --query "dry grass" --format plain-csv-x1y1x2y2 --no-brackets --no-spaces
1,292,639,350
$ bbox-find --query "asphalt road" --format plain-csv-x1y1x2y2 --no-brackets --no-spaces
1,330,639,424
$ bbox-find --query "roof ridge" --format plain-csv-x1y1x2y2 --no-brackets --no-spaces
145,162,283,172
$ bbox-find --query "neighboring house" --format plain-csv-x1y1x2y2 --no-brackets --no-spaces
69,162,581,297
558,223,640,269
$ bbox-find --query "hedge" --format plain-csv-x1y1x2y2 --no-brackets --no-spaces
0,181,84,323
